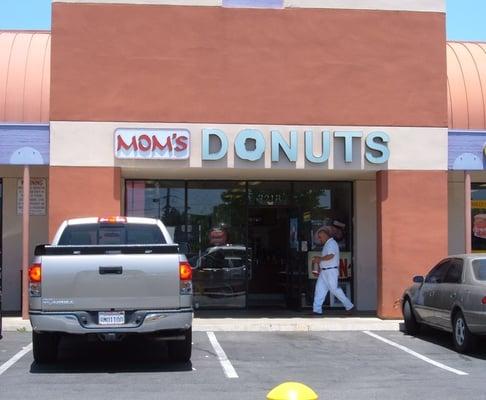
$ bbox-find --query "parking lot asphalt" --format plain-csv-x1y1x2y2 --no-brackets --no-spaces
1,328,486,400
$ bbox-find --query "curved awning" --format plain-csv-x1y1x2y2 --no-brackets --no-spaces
0,31,51,123
447,42,486,130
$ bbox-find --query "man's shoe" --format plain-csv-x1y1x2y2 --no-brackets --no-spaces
310,311,323,317
345,306,355,315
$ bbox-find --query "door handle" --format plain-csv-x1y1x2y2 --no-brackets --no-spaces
99,266,123,275
450,293,457,299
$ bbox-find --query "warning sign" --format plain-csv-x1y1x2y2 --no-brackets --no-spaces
17,178,47,216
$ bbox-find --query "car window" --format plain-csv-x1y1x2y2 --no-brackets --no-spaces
443,259,463,284
425,260,451,284
472,258,486,280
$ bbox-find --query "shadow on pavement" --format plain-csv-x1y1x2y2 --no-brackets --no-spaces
30,334,193,374
195,307,377,319
401,324,486,361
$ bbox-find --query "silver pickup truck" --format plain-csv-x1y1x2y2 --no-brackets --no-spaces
29,216,193,363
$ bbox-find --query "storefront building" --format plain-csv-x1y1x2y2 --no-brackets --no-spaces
446,42,486,255
45,0,449,318
0,31,50,313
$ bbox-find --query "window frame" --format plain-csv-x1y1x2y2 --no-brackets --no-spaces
443,258,464,284
425,259,452,284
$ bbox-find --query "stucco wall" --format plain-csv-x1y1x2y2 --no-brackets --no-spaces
377,170,448,318
51,3,447,127
48,166,121,240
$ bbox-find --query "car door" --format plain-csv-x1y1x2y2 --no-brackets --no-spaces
415,260,451,325
436,258,464,330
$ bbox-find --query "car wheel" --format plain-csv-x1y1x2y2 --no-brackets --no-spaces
32,331,59,363
168,328,192,363
452,311,476,353
403,298,421,335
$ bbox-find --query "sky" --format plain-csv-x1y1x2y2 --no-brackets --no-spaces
0,0,485,41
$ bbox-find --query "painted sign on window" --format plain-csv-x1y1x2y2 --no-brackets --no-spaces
471,184,486,252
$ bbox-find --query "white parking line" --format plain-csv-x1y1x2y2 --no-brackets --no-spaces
206,332,238,379
363,331,468,376
0,343,33,377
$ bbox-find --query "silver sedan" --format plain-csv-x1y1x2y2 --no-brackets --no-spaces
402,254,486,353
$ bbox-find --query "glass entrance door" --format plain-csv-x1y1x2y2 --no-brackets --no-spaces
247,206,290,308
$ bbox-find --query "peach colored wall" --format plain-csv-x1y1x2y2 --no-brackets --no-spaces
51,3,447,127
48,167,121,240
377,170,448,318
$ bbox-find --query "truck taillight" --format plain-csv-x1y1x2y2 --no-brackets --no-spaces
29,263,42,297
179,262,192,281
29,263,42,283
482,296,486,305
179,261,193,295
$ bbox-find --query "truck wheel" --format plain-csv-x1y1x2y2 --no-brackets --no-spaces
32,331,59,363
168,328,192,363
452,311,476,353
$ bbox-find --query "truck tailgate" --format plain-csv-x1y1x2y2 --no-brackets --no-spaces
41,253,181,311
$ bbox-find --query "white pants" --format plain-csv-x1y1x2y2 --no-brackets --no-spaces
313,268,354,313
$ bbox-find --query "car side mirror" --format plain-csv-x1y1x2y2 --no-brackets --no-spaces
413,275,424,283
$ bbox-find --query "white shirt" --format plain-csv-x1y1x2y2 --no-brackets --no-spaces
319,237,339,269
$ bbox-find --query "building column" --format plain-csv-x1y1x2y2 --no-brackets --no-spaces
48,167,121,240
376,170,448,319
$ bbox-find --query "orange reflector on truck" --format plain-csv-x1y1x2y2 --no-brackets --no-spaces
179,262,192,281
29,263,42,283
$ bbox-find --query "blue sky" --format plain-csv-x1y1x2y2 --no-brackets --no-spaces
0,0,485,41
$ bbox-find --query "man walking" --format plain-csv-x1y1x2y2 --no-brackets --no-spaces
312,226,354,315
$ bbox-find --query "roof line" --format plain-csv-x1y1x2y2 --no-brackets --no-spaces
0,30,51,34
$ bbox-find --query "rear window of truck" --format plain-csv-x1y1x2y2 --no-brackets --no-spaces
58,223,166,245
472,258,486,280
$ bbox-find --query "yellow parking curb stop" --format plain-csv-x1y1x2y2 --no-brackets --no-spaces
267,382,318,400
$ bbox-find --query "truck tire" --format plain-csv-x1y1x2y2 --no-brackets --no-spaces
32,331,59,363
168,328,192,363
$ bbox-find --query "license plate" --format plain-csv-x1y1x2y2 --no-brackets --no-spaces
98,311,125,325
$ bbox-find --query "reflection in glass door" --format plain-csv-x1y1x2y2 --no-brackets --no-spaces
187,181,247,309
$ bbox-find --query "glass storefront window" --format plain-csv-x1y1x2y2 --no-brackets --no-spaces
248,181,291,206
187,181,247,309
125,180,186,244
471,184,486,252
125,180,353,311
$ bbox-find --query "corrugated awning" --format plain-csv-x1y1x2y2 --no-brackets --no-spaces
0,31,50,123
447,42,486,130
